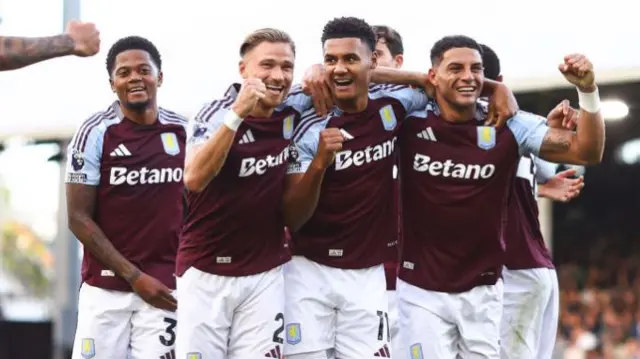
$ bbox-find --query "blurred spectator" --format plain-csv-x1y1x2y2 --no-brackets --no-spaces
555,236,640,359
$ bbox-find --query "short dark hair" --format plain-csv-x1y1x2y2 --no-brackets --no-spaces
480,44,500,81
372,25,404,56
239,28,296,57
430,35,483,66
321,17,377,52
106,36,162,76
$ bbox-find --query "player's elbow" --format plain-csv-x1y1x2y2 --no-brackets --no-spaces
583,152,603,165
578,146,604,165
66,211,87,238
183,172,205,192
183,168,213,193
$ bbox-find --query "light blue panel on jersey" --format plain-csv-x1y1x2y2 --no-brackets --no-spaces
187,104,230,150
506,111,550,157
65,114,117,186
369,85,429,114
281,84,314,114
533,156,559,184
287,109,330,174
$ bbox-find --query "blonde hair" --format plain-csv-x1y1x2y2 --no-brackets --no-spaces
239,28,296,57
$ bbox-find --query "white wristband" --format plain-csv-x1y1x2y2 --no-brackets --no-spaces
223,110,243,131
577,87,600,113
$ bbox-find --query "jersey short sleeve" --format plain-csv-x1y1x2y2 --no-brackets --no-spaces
533,156,558,184
287,110,330,174
507,111,550,157
281,84,313,114
369,85,429,114
186,101,230,154
65,120,106,186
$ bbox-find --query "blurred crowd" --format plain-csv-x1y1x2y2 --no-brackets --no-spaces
553,236,640,359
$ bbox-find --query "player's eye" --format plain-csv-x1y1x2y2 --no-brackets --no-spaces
346,55,359,63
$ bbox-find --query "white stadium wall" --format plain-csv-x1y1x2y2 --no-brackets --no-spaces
1,0,639,140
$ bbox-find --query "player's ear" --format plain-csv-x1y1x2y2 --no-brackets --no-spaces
370,51,378,70
428,68,437,86
239,60,247,79
109,78,116,93
393,54,404,69
157,71,164,88
497,74,504,83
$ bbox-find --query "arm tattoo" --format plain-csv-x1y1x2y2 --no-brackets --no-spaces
0,35,75,71
540,128,572,154
66,184,140,283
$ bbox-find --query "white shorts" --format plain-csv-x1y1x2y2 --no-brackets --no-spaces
500,267,559,359
387,290,401,357
175,266,285,359
71,283,177,359
397,279,503,359
284,256,390,359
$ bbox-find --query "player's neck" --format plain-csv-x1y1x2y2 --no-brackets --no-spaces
121,104,158,125
336,94,368,114
248,102,275,119
436,95,475,123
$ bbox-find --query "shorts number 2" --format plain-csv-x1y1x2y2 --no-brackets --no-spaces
272,313,284,344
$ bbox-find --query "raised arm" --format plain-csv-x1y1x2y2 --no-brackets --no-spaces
370,67,518,125
538,54,604,165
283,119,344,231
65,125,176,311
183,79,265,192
0,21,99,71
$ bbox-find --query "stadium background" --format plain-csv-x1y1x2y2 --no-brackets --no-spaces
0,0,638,358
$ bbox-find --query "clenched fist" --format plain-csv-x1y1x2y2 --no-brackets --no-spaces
315,128,345,169
66,20,100,57
559,54,596,92
232,78,267,118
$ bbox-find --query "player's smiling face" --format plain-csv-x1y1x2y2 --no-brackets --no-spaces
430,47,483,109
240,41,295,109
323,37,376,102
110,49,162,111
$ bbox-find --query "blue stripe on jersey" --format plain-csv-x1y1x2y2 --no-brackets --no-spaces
293,111,325,143
72,105,117,152
197,97,234,123
159,108,188,124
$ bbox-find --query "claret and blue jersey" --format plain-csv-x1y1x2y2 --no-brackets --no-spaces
398,100,551,293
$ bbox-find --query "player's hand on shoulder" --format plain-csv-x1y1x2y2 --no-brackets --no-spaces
547,99,578,130
315,128,345,169
484,83,519,128
66,20,100,57
303,64,333,117
559,54,596,92
131,272,177,311
231,78,267,118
